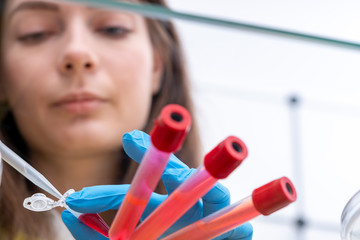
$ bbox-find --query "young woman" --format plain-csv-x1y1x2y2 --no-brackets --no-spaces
0,0,253,239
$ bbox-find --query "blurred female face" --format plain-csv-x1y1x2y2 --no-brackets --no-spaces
1,0,162,156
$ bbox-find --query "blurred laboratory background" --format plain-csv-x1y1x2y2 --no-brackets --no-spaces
166,0,360,239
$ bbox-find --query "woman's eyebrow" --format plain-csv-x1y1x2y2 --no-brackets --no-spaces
7,1,59,19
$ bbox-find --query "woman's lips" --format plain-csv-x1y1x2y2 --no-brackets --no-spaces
53,93,107,114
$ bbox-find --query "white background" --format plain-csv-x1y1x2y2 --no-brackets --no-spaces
167,1,360,239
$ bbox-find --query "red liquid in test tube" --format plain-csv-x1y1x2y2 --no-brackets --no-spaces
131,136,248,240
109,104,192,240
79,214,109,237
163,177,297,240
67,208,110,237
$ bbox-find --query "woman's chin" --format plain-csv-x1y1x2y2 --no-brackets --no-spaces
48,132,124,156
51,141,122,158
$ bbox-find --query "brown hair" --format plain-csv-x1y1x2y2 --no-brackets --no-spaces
0,0,202,239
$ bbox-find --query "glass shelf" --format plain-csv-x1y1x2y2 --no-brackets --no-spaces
61,0,360,50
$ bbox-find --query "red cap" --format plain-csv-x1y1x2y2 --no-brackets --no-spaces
252,177,297,216
204,136,248,179
150,104,192,153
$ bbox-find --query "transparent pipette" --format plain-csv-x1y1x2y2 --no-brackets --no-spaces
0,141,62,199
0,141,110,237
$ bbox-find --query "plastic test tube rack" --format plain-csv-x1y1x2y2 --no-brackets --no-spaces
163,177,297,240
131,136,248,240
109,104,192,240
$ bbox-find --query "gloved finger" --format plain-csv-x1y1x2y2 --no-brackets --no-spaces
66,185,165,214
66,185,130,213
123,130,195,194
123,130,188,169
61,210,108,240
202,183,253,239
213,223,253,240
161,167,197,194
202,182,230,217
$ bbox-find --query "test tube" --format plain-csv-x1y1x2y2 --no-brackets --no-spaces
163,177,297,240
109,104,192,240
0,141,110,237
65,208,109,237
131,136,248,240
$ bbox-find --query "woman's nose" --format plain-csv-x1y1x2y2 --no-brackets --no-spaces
58,51,97,75
57,24,99,76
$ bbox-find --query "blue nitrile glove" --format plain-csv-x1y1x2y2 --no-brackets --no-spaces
62,130,253,240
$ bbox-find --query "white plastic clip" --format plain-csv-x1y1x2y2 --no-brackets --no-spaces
23,189,75,212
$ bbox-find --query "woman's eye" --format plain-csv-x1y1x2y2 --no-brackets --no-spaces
98,26,131,38
18,31,52,44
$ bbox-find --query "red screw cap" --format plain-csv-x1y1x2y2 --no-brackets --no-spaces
204,136,248,179
150,104,192,153
252,177,297,216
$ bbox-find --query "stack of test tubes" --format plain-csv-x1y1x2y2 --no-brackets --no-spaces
107,103,298,240
0,103,297,240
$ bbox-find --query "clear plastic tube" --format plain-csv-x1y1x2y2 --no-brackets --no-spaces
163,197,257,240
109,145,171,240
66,207,109,237
0,141,110,237
131,166,217,240
131,136,248,240
164,177,297,240
109,104,192,240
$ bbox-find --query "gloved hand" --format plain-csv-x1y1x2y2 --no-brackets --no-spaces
62,130,253,240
